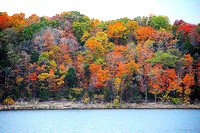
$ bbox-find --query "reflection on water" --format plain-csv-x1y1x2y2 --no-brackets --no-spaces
0,109,200,133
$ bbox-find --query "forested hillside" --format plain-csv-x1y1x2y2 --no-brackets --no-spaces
0,11,199,104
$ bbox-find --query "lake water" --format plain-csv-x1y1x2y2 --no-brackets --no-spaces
0,109,200,133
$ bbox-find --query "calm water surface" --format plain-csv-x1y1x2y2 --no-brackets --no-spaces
0,109,200,133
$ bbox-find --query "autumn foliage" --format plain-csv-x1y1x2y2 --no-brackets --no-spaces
0,12,199,104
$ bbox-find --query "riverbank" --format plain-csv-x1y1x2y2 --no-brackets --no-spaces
1,101,200,110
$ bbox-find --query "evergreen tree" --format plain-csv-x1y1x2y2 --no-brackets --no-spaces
64,67,78,88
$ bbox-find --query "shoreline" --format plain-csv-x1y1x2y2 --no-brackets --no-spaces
1,101,200,110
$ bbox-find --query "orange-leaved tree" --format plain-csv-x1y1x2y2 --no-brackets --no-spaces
106,21,127,44
134,26,155,43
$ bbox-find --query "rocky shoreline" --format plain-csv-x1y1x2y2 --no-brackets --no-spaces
1,101,200,110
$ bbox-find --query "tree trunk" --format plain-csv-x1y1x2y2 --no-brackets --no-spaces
145,85,148,103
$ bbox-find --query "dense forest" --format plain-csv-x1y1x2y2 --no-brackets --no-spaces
0,11,199,104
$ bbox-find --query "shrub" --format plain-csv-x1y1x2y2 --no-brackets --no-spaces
113,99,119,104
171,98,180,104
114,103,119,107
70,88,84,101
106,103,111,107
94,94,104,103
84,97,90,104
3,97,15,105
